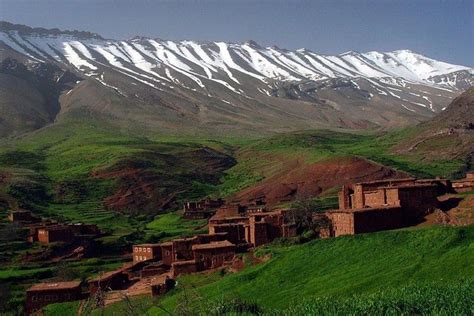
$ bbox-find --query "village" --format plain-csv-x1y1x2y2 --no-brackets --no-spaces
9,172,474,314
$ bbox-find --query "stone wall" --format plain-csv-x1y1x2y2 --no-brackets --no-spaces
353,207,403,234
327,212,354,236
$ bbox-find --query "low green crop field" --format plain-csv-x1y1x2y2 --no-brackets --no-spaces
145,213,207,239
86,225,473,315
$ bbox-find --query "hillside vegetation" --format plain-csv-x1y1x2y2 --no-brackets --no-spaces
0,122,470,235
0,105,472,314
75,225,473,315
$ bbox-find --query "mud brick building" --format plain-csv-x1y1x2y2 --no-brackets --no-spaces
170,240,236,277
330,177,445,236
171,260,198,276
327,206,403,236
132,235,236,278
133,244,163,263
209,221,247,245
25,281,82,314
37,225,75,244
27,222,100,243
68,223,101,236
339,179,439,215
208,210,297,247
452,171,474,193
214,204,247,218
8,210,40,223
27,221,57,242
192,240,236,271
140,263,169,278
88,268,129,293
183,198,224,219
160,242,174,265
133,233,229,265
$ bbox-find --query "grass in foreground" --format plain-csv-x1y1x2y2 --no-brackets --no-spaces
91,225,473,315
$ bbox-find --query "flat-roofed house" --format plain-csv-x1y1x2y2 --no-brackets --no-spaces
133,244,162,264
192,240,236,271
37,225,75,244
327,206,403,237
26,281,82,314
330,177,444,236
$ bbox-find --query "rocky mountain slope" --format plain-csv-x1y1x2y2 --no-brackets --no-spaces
396,87,474,163
1,21,473,137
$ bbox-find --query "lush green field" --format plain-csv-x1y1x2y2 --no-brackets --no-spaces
1,124,468,234
85,225,473,315
145,213,207,238
1,123,472,315
0,123,235,239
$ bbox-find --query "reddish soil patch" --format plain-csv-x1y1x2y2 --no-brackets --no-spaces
232,157,408,206
94,167,173,214
92,147,235,214
421,194,474,227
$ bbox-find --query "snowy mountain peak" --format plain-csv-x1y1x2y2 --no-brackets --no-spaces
244,40,261,48
0,23,470,87
1,21,473,137
0,21,103,40
0,21,472,121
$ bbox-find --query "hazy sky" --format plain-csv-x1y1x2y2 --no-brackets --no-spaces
0,0,472,66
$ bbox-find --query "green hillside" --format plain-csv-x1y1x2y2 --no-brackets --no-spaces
0,122,472,314
0,123,470,237
78,225,473,315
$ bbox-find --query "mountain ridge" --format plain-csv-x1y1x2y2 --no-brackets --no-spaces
0,21,473,137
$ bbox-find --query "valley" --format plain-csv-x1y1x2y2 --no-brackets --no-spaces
0,19,472,316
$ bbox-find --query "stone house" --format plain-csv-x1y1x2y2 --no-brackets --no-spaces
133,244,163,264
329,177,445,236
25,281,82,314
452,171,474,193
37,225,75,244
183,198,224,219
326,206,403,237
8,210,39,223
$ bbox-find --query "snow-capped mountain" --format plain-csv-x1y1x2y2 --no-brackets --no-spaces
0,21,473,137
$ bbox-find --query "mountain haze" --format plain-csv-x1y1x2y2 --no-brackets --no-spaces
0,21,473,137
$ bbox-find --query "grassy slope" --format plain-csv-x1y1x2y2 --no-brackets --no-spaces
0,122,237,237
145,213,207,238
0,124,237,314
1,123,471,314
218,128,468,197
1,124,468,229
92,225,473,315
